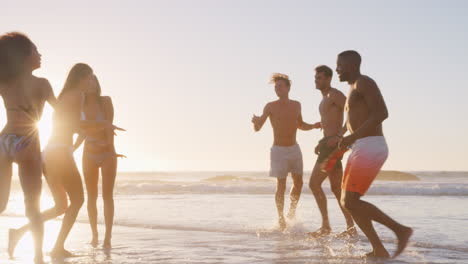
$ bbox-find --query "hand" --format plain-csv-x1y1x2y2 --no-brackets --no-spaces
113,125,126,131
338,135,356,149
313,122,322,129
251,114,260,125
314,144,320,155
326,136,341,147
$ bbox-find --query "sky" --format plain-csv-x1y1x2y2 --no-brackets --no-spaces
1,0,467,171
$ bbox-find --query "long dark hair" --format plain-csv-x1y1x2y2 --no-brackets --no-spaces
58,63,93,100
0,32,34,83
83,74,103,109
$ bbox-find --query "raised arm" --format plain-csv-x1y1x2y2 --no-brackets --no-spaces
297,102,321,131
252,103,270,132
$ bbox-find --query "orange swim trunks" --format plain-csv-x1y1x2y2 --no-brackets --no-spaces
342,136,389,195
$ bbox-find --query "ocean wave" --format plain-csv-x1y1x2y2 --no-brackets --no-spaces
202,175,273,182
114,182,468,196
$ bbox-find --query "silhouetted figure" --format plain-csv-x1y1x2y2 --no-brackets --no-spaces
336,50,412,258
252,73,320,230
0,32,56,264
308,65,355,238
74,75,123,249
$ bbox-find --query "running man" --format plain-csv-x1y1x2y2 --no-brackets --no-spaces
252,73,321,230
336,50,412,258
308,65,355,237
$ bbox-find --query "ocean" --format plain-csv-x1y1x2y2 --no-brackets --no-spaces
0,171,467,263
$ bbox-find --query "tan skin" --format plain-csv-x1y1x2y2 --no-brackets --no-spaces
252,79,320,230
308,71,355,237
8,75,95,260
44,75,95,258
0,43,55,264
336,54,413,258
74,76,119,249
9,71,108,260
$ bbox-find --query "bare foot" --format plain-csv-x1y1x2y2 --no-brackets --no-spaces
50,248,75,259
286,209,296,220
34,256,47,264
278,216,287,231
308,227,331,238
393,226,413,258
8,229,21,258
103,239,112,249
90,235,98,248
336,226,358,238
364,249,390,259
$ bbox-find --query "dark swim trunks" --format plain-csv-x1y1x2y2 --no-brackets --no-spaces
316,136,342,170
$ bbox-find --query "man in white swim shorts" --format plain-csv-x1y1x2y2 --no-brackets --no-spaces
252,73,320,230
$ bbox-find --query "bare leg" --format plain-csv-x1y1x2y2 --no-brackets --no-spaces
308,163,331,236
287,173,303,220
101,156,117,248
328,165,355,233
9,177,68,257
83,156,99,247
0,156,13,213
49,154,84,258
341,191,412,258
275,178,287,230
17,152,44,264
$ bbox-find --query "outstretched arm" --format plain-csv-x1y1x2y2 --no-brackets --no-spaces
297,103,321,131
252,103,270,132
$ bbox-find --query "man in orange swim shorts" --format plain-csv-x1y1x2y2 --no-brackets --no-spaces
336,50,413,259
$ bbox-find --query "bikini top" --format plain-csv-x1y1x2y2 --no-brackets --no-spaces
6,104,40,122
81,95,108,146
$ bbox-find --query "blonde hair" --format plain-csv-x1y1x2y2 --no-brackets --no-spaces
270,73,291,87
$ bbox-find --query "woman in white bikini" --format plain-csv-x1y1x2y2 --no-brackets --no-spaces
74,75,124,248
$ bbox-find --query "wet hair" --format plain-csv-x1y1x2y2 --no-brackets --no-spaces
270,73,291,87
338,50,361,67
315,65,333,78
58,63,93,100
0,32,34,82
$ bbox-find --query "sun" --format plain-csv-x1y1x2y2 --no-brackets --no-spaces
37,105,54,146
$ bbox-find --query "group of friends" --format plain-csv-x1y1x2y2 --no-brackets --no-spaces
0,30,413,263
0,32,123,264
252,50,413,259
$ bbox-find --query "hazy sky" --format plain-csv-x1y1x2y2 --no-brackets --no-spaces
1,0,467,171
